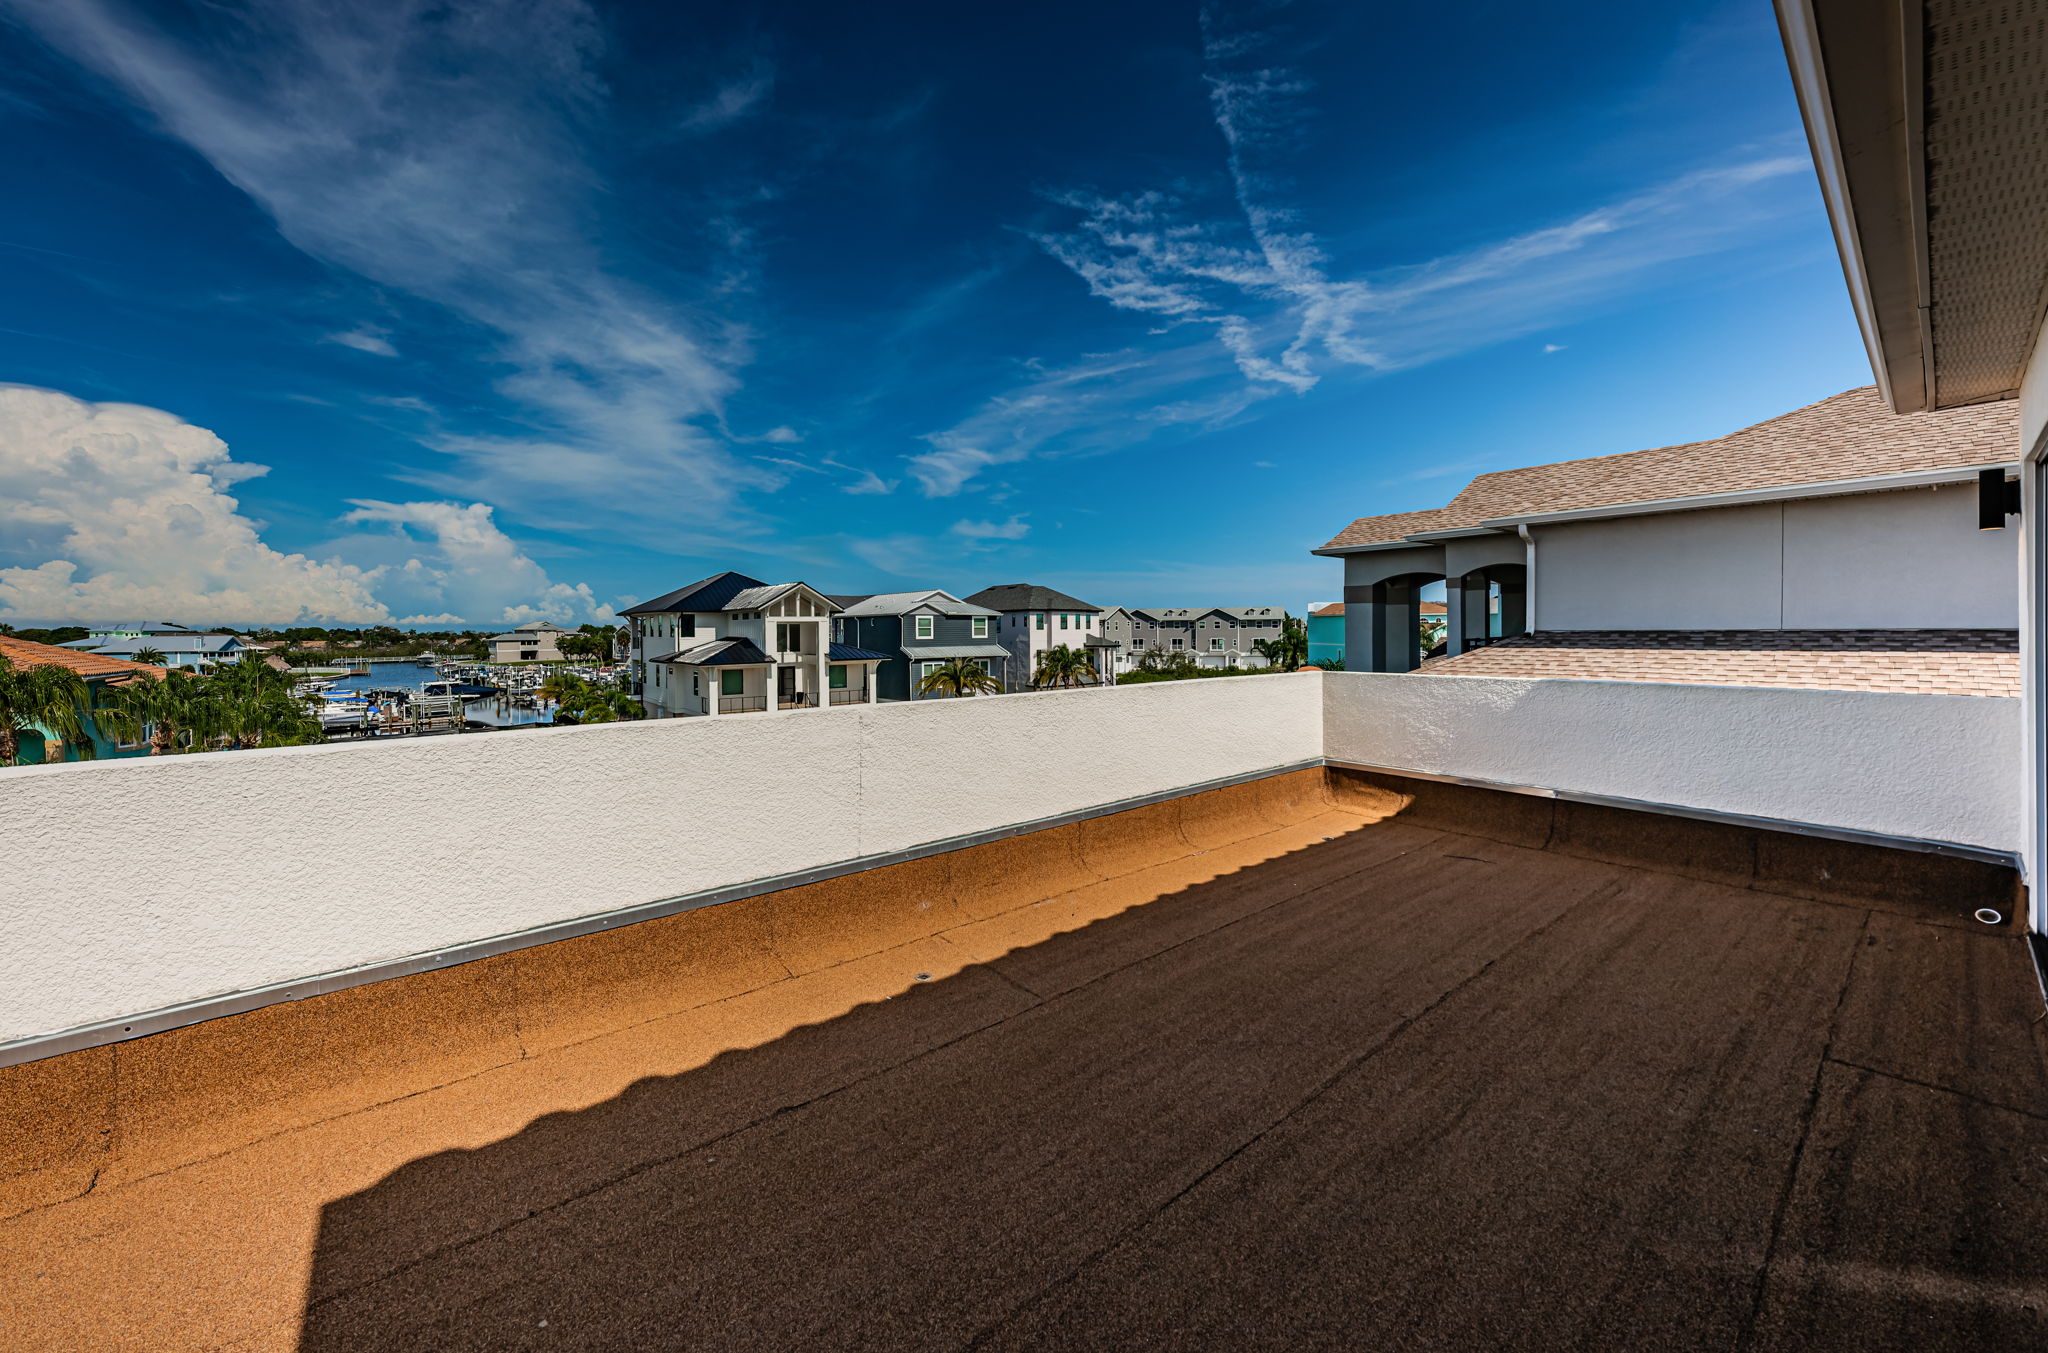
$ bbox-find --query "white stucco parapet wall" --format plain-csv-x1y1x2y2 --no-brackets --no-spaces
0,675,1322,1046
1322,671,2021,855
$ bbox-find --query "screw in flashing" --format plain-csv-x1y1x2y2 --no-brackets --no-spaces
914,972,932,981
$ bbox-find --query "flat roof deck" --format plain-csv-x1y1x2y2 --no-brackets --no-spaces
317,822,2045,1348
7,780,2045,1350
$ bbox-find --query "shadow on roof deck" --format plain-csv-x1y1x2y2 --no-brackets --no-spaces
6,770,2045,1351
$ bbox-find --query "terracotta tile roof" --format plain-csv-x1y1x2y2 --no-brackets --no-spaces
0,634,167,682
1320,387,2019,550
1417,630,2019,697
1312,601,1443,618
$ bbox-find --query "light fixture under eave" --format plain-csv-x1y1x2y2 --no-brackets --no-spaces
1977,468,2021,530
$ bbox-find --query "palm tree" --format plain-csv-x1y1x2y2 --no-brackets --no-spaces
0,654,94,765
190,654,324,750
1032,645,1099,690
916,658,1003,699
95,668,201,755
537,669,590,705
131,646,169,667
1253,615,1309,672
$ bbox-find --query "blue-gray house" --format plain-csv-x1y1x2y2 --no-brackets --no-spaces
829,590,1011,700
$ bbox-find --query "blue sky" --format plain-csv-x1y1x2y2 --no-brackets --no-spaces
0,0,1872,626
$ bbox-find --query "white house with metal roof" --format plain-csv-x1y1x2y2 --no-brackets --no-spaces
1313,388,2021,684
622,572,889,717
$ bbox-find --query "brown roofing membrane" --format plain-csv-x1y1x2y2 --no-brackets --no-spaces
2,767,2041,1351
1420,629,2021,696
1323,387,2020,550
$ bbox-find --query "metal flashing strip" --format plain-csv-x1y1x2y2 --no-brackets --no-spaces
1324,759,2022,869
0,758,1324,1070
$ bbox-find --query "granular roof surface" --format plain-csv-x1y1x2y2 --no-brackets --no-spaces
5,777,2043,1351
1417,629,2021,696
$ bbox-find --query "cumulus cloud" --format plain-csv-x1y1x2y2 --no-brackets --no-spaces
339,499,613,624
0,384,611,625
950,515,1030,541
761,425,801,443
326,325,397,356
0,384,389,622
7,0,762,535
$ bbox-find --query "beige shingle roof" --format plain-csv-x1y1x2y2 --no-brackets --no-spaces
1417,629,2019,697
1320,388,2019,550
0,635,167,682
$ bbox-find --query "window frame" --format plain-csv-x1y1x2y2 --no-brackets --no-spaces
971,616,988,639
915,614,935,640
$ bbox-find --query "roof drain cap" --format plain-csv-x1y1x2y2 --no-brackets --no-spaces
1973,907,2004,926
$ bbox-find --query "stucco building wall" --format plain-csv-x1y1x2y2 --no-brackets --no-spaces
1534,484,2018,631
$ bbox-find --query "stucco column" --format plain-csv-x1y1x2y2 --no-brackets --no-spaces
1369,578,1424,673
1496,569,1529,639
1448,573,1488,655
814,619,829,710
704,668,718,718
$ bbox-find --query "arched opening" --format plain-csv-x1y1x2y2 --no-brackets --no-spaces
1363,571,1447,672
1449,563,1528,655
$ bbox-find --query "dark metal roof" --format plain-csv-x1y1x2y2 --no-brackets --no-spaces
824,594,873,609
651,637,774,667
964,583,1100,613
621,571,766,617
828,643,892,662
1084,635,1121,648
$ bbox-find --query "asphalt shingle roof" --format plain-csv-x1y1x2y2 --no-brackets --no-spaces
838,590,1000,618
1416,629,2020,697
1320,388,2020,550
965,583,1101,613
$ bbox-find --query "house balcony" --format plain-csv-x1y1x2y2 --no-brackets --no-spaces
717,694,767,714
1,672,2039,1350
778,691,818,709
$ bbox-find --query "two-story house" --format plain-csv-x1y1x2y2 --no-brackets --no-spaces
963,584,1117,688
1313,387,2021,693
1099,606,1290,671
622,571,889,718
483,621,568,664
828,591,1009,700
64,622,244,672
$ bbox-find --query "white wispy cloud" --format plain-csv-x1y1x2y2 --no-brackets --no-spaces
950,515,1030,542
909,347,1264,497
326,325,398,357
677,67,773,135
0,384,609,624
1017,0,1810,452
6,0,764,537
